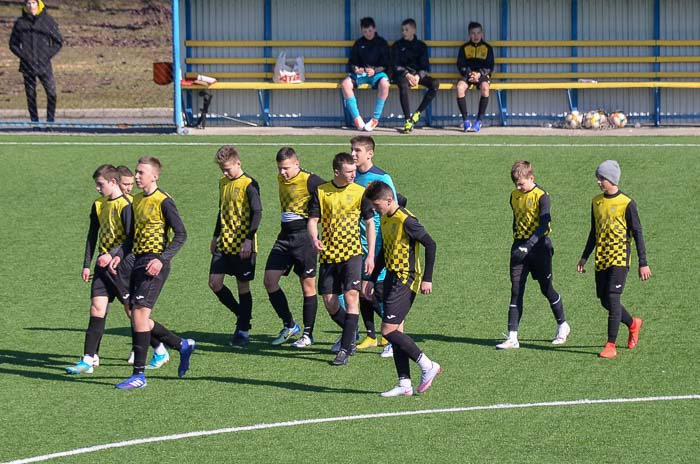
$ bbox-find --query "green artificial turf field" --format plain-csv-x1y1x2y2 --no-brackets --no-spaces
0,135,697,463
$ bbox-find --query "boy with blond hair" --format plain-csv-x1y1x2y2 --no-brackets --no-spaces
577,160,651,359
498,161,570,349
209,145,262,346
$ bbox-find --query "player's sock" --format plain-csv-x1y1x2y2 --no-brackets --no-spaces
392,345,411,379
457,96,469,120
238,291,253,331
340,313,359,351
214,286,240,316
477,96,489,120
302,295,318,337
507,304,521,332
330,307,346,329
154,342,167,355
416,352,433,371
384,329,421,361
84,316,106,358
150,335,161,349
151,321,182,350
268,289,294,328
373,97,386,120
132,330,150,374
345,96,361,119
82,354,94,366
360,297,376,339
549,293,567,325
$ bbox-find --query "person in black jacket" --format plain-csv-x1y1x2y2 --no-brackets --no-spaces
9,0,62,123
456,22,493,133
391,19,440,134
341,17,391,132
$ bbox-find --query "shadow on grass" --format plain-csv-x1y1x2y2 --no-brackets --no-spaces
158,374,375,394
0,350,117,386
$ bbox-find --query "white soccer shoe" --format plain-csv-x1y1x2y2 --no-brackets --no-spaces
552,321,571,345
496,338,520,350
381,384,414,397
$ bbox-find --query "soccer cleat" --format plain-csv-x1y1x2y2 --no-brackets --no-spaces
330,349,350,366
356,336,378,350
66,360,94,375
353,116,365,131
364,118,379,132
552,321,571,345
127,351,135,365
417,361,441,393
473,120,483,132
93,354,100,368
271,323,301,346
599,342,617,358
115,373,147,390
627,318,642,349
380,336,390,347
381,384,414,397
291,334,314,348
496,337,520,350
380,343,394,358
178,338,195,377
146,351,170,369
228,330,250,347
463,120,472,132
403,119,414,133
411,111,421,124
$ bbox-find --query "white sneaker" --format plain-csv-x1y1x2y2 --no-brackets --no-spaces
127,351,135,365
380,343,394,358
381,384,414,397
93,354,100,368
552,321,571,345
418,361,441,393
292,334,314,348
496,338,520,350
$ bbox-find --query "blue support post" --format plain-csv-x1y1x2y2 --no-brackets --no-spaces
172,0,184,132
570,0,579,111
424,0,433,127
341,0,352,127
653,0,661,126
263,0,272,126
499,0,508,126
183,0,193,126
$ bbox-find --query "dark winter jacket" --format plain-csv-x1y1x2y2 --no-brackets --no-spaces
456,40,494,77
348,35,390,74
9,6,63,76
391,37,430,79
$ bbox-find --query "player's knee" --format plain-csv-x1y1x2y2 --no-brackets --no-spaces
208,277,223,293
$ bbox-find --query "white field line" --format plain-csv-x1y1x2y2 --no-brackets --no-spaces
4,394,699,464
1,141,700,148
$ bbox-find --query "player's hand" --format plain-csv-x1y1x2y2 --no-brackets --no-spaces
146,258,163,277
639,265,652,281
311,238,324,252
469,71,480,83
96,253,112,268
354,66,364,75
240,239,253,259
576,258,587,273
362,281,375,300
363,255,375,276
81,267,91,283
511,245,530,263
365,67,376,77
420,281,433,295
108,256,121,275
210,237,218,254
406,73,419,87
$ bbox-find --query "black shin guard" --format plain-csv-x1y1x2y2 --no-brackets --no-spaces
340,313,359,351
330,307,346,329
302,295,318,337
215,286,240,316
477,96,489,120
268,289,294,327
84,316,106,357
151,321,182,350
384,330,421,362
238,292,252,331
457,96,469,120
392,344,412,380
132,331,150,373
360,297,376,338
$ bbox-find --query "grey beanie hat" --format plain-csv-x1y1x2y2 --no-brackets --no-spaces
596,160,621,185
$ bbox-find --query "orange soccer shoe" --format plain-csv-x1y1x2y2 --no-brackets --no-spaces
628,318,643,349
599,342,617,359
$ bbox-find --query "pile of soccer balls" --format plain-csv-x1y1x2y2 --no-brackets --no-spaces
563,110,628,129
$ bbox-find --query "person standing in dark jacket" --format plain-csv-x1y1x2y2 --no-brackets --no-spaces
9,0,62,123
391,18,440,134
456,21,493,133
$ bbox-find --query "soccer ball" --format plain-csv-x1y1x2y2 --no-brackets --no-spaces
584,111,602,129
610,112,628,128
564,111,582,129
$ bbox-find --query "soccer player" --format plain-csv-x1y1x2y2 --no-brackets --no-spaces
116,165,135,198
497,161,570,350
111,156,195,389
308,152,376,365
391,18,440,133
364,181,440,396
66,164,133,375
264,147,324,348
350,135,397,355
209,145,262,346
577,160,651,359
342,17,391,132
456,21,494,132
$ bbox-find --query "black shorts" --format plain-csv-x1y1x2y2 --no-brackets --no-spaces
381,272,416,325
318,255,362,295
510,238,553,283
129,254,171,310
90,258,131,304
595,266,629,299
265,230,317,278
459,74,490,89
210,249,256,281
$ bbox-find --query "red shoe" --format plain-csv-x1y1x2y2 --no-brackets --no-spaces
599,342,617,359
628,318,643,349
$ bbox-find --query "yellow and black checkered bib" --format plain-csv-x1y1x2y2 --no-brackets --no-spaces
94,195,130,255
132,189,171,255
592,193,632,271
381,208,423,293
216,175,257,255
317,182,365,263
278,169,312,217
511,186,551,240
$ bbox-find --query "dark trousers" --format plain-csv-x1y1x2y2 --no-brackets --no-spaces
396,75,439,118
23,70,57,122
